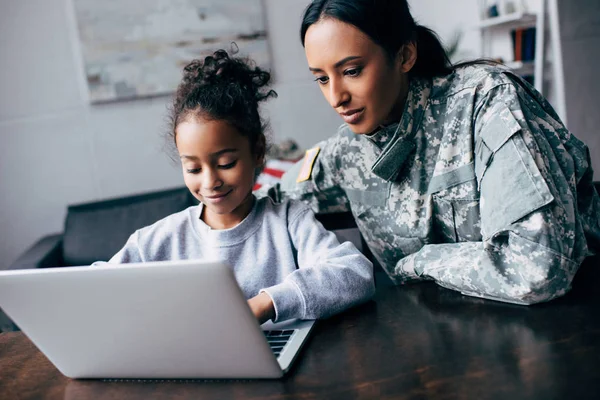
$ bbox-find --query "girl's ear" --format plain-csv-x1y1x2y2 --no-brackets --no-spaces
397,42,418,73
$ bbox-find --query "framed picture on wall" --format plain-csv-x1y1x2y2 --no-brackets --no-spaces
73,0,270,104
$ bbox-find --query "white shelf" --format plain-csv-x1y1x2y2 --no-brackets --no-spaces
477,0,567,124
476,12,537,29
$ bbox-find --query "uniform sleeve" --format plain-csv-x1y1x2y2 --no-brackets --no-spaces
259,134,351,214
92,231,144,265
261,205,375,321
395,82,598,305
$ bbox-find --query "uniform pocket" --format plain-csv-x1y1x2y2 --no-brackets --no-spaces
345,185,390,218
475,104,520,187
432,195,482,243
475,105,554,239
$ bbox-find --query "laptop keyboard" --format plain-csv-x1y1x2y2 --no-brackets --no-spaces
263,329,295,358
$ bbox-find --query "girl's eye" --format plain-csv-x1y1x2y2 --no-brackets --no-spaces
186,168,200,174
344,67,362,77
314,76,329,85
218,161,237,169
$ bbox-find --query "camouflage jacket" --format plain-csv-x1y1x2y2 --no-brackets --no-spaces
263,64,600,305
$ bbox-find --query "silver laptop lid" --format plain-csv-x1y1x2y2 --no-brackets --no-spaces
0,260,288,379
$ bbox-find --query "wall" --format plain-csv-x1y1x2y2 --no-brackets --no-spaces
557,0,600,172
0,0,340,265
409,0,482,63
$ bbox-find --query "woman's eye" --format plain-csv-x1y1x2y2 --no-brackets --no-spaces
344,67,362,77
186,168,200,174
314,76,329,85
218,161,237,169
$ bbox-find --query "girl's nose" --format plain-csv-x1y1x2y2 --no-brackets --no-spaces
202,168,223,190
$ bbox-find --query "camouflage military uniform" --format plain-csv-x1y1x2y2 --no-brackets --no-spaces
263,64,600,305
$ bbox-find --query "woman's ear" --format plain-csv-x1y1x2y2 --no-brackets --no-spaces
397,42,418,73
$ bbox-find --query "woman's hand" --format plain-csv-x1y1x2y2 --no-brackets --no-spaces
247,292,275,324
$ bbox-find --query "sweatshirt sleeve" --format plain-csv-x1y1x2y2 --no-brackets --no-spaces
262,204,375,321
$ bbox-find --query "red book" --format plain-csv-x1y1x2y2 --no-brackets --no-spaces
514,28,523,61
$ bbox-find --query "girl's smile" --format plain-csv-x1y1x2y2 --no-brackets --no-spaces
203,190,233,203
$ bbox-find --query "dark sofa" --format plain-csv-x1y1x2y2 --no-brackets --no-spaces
9,187,198,270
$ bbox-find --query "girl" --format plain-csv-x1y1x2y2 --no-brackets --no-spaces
262,0,600,305
104,49,375,323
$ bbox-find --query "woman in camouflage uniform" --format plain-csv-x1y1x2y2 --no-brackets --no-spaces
264,0,600,304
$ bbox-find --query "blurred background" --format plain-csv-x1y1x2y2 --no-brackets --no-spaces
1,0,599,266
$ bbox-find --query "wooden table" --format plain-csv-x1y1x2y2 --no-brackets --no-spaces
1,260,599,400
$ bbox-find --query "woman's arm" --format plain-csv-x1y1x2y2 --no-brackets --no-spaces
396,82,599,304
260,203,375,321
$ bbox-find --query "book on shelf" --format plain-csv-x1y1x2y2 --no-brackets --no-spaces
510,27,536,62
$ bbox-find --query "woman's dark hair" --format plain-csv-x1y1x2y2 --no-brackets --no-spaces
301,0,475,79
168,48,277,156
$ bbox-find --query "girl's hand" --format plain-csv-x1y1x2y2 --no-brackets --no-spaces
247,292,275,324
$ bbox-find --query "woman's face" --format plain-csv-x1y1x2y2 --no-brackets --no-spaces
304,18,410,134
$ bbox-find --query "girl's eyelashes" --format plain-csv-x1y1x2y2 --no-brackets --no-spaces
185,160,237,174
218,160,237,169
314,76,329,85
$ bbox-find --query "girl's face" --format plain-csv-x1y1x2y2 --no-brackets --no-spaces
176,117,263,230
304,18,413,135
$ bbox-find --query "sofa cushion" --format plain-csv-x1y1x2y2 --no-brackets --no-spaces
62,187,196,266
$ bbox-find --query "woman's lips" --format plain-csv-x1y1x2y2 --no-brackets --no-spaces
340,108,365,124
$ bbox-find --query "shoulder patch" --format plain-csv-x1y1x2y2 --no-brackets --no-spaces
296,147,321,183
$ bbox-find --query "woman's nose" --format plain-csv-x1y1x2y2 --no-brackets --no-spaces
328,78,350,109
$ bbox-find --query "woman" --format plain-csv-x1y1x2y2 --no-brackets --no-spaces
263,0,600,304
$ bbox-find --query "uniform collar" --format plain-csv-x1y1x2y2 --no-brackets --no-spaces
367,77,431,181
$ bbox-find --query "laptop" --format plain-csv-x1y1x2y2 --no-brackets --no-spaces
0,260,315,379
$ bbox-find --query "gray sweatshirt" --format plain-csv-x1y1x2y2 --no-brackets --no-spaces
102,196,375,322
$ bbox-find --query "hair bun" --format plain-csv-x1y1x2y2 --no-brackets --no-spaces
181,48,276,103
169,47,277,157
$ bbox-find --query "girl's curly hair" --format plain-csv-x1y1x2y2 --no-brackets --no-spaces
168,48,277,156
